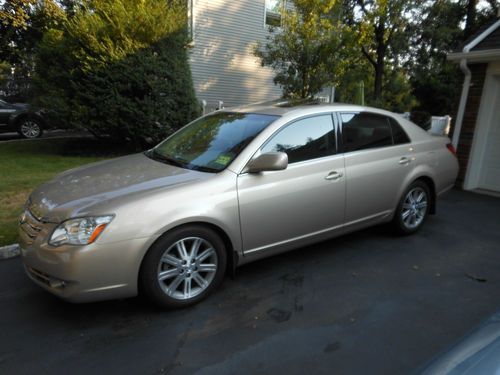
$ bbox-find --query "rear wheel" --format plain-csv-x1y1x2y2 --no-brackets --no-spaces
393,180,430,235
139,225,227,309
18,118,43,139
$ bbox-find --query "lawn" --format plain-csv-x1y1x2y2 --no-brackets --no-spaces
0,137,129,246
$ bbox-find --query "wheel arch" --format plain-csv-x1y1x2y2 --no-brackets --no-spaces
137,221,238,290
413,175,437,215
14,112,46,128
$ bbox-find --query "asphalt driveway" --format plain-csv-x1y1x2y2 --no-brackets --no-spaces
1,189,499,374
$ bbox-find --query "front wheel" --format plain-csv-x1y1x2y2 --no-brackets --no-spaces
393,181,430,235
139,225,227,309
18,118,43,139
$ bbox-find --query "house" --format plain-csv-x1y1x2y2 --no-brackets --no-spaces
447,15,500,195
188,0,284,111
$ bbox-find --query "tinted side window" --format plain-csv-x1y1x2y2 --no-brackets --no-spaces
261,115,336,163
389,117,411,144
341,112,393,152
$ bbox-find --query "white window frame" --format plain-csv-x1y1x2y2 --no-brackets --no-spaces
264,0,285,28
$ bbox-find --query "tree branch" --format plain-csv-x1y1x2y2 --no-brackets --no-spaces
361,46,377,69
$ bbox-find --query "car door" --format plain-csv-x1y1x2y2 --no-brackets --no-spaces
0,100,15,127
340,112,414,229
237,113,345,255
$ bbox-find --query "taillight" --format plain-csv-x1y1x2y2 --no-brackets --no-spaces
446,143,457,156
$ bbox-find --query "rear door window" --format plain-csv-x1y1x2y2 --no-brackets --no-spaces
340,112,393,152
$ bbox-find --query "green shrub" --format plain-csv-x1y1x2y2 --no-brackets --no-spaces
34,0,199,148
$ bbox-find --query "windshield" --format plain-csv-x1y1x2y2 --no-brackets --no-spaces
148,112,279,173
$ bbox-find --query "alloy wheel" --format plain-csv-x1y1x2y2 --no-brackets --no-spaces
20,121,41,138
401,187,428,230
157,237,218,300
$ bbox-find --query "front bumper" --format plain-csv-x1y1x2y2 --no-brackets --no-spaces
19,210,157,303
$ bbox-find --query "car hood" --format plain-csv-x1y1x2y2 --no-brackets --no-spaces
28,153,211,223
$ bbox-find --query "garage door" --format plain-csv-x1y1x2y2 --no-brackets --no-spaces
478,80,500,192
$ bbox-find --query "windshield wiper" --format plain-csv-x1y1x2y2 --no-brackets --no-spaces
145,150,186,169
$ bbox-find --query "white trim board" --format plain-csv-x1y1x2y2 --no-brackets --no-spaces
465,19,500,52
464,61,500,191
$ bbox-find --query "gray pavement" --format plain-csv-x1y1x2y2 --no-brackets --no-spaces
0,189,499,374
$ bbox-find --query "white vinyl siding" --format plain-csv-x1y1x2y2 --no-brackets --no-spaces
189,0,282,110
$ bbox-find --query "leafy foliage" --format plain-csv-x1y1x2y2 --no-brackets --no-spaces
343,0,424,103
255,0,352,99
407,0,498,116
34,0,199,147
0,0,64,100
257,0,419,111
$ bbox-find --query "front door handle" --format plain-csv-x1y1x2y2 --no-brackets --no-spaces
325,171,343,181
399,157,410,165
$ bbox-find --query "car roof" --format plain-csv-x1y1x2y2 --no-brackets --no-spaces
226,99,399,118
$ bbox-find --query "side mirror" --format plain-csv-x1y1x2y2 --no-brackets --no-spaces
246,152,288,173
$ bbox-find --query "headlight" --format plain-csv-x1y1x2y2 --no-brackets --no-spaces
49,216,114,246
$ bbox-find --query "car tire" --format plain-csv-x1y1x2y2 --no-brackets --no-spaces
393,180,430,235
139,225,227,309
17,118,43,139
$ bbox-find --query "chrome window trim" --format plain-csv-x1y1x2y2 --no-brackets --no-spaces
338,111,413,154
238,112,339,175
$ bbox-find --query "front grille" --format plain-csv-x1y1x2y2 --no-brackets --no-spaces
20,209,43,245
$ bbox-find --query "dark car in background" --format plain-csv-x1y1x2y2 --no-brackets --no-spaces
0,99,47,139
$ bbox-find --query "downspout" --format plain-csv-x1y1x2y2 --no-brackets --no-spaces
451,18,500,149
451,58,471,149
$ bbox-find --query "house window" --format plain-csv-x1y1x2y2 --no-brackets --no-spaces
265,0,284,27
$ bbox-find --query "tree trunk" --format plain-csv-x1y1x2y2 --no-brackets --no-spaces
373,21,387,102
465,0,477,38
374,52,384,101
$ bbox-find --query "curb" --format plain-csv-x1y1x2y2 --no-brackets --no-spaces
0,244,20,259
0,133,93,144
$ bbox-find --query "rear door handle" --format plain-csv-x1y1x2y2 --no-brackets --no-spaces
399,157,410,165
325,171,343,180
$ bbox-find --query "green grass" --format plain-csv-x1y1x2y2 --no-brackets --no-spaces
0,137,129,246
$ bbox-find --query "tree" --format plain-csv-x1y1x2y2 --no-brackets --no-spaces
335,58,416,111
408,0,498,115
344,0,422,102
407,0,463,115
255,0,352,99
34,0,199,147
464,0,477,38
0,0,64,100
